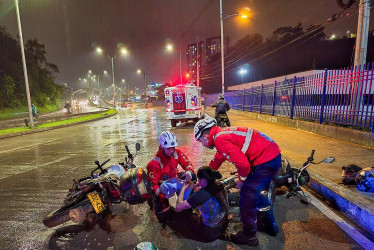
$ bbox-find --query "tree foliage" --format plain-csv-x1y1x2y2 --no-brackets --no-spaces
0,26,62,108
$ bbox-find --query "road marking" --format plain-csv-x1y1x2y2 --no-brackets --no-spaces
302,190,374,249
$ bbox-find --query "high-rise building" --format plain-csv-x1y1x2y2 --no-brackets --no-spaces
186,41,204,81
205,36,230,62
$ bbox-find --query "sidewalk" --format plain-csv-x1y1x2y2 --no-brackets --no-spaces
206,107,374,236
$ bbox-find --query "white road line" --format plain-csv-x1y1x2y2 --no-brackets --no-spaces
302,190,374,249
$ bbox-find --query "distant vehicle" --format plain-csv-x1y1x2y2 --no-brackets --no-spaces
127,102,133,107
164,84,204,127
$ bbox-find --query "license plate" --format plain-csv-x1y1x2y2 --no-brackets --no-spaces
87,191,105,214
189,111,195,114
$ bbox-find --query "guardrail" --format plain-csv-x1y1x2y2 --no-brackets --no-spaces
207,65,374,133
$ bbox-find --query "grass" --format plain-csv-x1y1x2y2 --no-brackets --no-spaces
0,102,64,120
0,109,116,136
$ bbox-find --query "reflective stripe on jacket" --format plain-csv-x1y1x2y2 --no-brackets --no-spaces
208,126,280,181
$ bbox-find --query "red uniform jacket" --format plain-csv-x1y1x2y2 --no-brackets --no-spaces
147,147,194,197
208,126,281,181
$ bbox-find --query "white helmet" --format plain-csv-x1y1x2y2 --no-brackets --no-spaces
194,116,217,140
159,131,178,148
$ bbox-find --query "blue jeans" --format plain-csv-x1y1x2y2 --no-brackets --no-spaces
239,154,281,235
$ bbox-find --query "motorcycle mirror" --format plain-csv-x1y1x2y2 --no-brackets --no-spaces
135,143,141,152
323,157,335,163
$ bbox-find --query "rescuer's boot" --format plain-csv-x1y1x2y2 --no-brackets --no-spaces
230,230,259,246
257,209,279,236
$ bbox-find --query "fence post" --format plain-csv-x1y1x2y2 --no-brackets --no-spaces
319,68,328,124
250,86,253,112
272,81,277,116
290,76,297,119
242,89,245,111
260,84,264,114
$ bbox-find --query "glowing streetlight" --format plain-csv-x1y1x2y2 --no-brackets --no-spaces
220,1,250,96
238,68,248,84
96,46,129,105
166,44,173,51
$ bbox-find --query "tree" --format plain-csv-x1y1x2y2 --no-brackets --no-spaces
0,26,61,108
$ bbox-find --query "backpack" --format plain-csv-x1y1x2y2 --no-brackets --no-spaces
355,167,374,192
341,164,362,185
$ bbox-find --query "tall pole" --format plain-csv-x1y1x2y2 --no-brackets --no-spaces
179,49,182,83
144,73,147,104
220,0,225,96
15,0,34,128
196,35,200,88
97,75,101,95
354,0,371,67
109,55,116,105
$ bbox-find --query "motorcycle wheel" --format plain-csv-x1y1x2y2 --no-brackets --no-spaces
43,200,91,228
43,206,72,228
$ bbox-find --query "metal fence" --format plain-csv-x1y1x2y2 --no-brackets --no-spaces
206,65,374,133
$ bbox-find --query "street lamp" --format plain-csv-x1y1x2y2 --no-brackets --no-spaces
14,0,34,128
137,69,147,104
238,68,247,84
96,46,128,105
220,1,249,96
166,43,182,83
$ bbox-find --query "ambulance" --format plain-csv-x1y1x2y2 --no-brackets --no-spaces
164,84,204,127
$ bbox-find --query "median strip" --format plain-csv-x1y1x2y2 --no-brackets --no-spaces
0,109,117,138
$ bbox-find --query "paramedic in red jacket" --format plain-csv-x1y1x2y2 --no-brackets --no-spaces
194,116,281,246
147,131,195,223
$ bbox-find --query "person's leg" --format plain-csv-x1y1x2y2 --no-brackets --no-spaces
172,210,223,242
256,154,281,236
231,154,281,245
153,195,170,223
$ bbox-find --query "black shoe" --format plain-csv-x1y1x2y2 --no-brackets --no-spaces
257,222,278,236
230,231,259,246
257,210,279,236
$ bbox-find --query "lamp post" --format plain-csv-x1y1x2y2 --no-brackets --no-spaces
14,0,34,128
96,47,128,105
239,68,247,84
137,69,147,104
166,43,182,83
220,1,249,96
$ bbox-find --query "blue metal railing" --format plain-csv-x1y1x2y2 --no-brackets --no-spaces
206,65,374,133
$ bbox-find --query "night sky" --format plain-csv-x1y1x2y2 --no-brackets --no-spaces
0,0,369,92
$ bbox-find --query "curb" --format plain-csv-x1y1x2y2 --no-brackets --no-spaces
307,171,374,236
0,111,117,140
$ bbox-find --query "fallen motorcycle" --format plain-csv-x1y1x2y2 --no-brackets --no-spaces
43,143,152,228
274,150,335,203
221,150,335,205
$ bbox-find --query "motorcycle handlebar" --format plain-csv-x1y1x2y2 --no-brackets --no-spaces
125,145,133,162
308,150,315,162
125,145,131,155
100,159,111,167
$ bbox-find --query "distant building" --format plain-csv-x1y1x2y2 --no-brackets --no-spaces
186,41,204,81
205,36,229,62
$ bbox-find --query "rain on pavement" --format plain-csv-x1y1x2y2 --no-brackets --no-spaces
0,106,364,249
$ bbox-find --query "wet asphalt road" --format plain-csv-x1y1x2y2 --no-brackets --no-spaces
0,106,364,249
